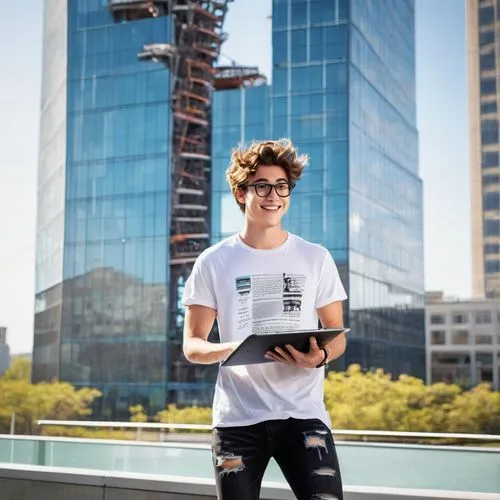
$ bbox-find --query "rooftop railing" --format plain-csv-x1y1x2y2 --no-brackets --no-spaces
36,419,500,444
1,432,499,497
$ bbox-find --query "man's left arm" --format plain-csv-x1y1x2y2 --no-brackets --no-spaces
317,300,346,362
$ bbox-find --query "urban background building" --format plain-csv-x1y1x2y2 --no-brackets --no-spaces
32,0,243,418
33,0,425,419
0,327,11,376
213,0,426,379
426,290,500,390
468,0,500,299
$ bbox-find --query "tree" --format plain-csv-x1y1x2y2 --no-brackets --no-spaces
0,379,30,433
2,357,31,381
324,364,466,433
324,364,395,430
2,360,498,438
129,404,148,423
0,378,101,434
447,383,500,434
156,404,212,432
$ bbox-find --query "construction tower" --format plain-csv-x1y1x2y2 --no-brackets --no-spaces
109,0,267,402
108,0,232,399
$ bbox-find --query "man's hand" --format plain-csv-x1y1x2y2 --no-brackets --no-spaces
264,336,325,368
184,305,241,364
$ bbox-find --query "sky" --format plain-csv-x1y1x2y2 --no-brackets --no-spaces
0,0,469,354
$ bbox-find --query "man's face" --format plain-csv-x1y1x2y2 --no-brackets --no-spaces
236,165,292,228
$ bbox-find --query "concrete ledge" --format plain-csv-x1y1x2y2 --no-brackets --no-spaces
0,463,498,500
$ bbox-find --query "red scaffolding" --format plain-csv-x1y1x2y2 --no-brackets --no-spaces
214,65,267,90
108,1,266,394
108,2,233,383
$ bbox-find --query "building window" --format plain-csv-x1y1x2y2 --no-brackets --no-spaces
452,330,469,345
481,101,497,114
480,30,495,46
480,51,496,71
484,220,500,237
481,119,499,144
475,311,492,323
431,352,471,387
485,243,500,254
482,151,499,168
431,330,446,345
483,175,500,187
479,6,494,26
430,314,445,324
481,78,497,95
485,259,500,273
476,352,493,383
483,192,500,211
475,334,493,344
452,313,468,324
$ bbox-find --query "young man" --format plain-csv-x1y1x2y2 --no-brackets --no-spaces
182,139,347,500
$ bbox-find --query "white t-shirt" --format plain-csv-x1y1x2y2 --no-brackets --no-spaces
181,232,347,428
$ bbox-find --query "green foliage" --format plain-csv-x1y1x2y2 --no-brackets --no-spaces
2,357,31,381
40,426,132,441
129,404,148,423
0,360,101,435
324,364,499,435
148,367,500,438
156,404,212,432
1,359,499,438
447,383,500,434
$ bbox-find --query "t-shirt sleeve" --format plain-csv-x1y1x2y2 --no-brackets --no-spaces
181,255,217,310
315,250,347,309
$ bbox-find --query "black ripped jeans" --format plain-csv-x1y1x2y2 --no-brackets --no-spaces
211,417,343,500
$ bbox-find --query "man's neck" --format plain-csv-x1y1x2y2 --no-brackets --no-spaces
240,225,288,250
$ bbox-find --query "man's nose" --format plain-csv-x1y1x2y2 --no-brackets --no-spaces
266,186,280,200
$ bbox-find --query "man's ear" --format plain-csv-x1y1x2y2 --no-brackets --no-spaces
236,188,246,205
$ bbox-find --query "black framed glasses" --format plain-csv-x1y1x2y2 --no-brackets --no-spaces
241,182,295,198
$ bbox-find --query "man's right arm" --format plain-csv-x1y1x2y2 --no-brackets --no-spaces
183,304,239,364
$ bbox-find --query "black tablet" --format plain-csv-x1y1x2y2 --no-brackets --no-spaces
220,328,349,367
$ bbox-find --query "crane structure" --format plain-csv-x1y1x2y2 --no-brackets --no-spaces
109,0,266,391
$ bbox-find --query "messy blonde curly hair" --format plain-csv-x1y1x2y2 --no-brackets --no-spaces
226,138,309,212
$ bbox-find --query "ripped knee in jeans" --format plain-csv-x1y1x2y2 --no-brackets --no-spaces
215,454,245,476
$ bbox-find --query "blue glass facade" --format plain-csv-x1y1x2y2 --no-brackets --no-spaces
34,0,174,418
212,85,270,242
33,0,68,383
348,0,424,377
212,0,425,379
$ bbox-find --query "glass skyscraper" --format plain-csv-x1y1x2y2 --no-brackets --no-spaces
468,0,500,298
212,0,425,379
33,0,232,418
34,0,174,419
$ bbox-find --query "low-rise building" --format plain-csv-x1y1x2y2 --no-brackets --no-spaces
425,291,500,390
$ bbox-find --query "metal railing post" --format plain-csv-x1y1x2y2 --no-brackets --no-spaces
10,413,15,435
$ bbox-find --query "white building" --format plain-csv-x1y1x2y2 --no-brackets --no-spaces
425,291,500,390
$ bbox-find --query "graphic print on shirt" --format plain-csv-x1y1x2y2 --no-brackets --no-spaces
235,276,251,295
235,273,306,333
